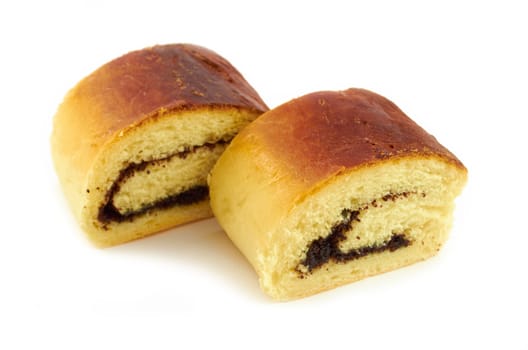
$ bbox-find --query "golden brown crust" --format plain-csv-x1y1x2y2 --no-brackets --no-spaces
238,88,465,186
53,44,269,187
70,43,268,138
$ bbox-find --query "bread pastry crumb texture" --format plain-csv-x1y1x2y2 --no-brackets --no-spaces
51,44,267,246
209,88,467,300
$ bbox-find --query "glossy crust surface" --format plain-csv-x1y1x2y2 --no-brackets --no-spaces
53,44,268,178
249,88,464,186
75,43,267,137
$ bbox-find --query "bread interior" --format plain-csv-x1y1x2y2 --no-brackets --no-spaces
83,107,258,246
258,157,466,300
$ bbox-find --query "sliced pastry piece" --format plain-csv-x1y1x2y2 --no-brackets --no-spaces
51,44,268,247
209,88,467,300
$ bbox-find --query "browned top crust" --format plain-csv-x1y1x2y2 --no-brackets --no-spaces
240,88,465,185
52,43,269,186
70,43,268,136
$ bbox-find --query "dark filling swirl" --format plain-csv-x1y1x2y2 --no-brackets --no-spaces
97,140,229,225
297,191,419,275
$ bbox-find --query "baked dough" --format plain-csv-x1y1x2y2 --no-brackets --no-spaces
209,88,467,300
51,44,268,247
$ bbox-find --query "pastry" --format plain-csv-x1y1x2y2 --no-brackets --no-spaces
209,88,467,300
51,44,268,247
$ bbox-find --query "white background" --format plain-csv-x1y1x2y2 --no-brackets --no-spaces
1,0,527,349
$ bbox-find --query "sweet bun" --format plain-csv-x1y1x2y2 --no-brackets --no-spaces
209,88,467,300
51,44,268,247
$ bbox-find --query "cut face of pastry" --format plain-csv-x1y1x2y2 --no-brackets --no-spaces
98,140,229,224
51,44,268,246
280,156,462,296
209,88,467,300
94,121,234,229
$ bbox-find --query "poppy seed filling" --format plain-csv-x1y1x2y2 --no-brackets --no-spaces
97,140,229,225
297,192,417,275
